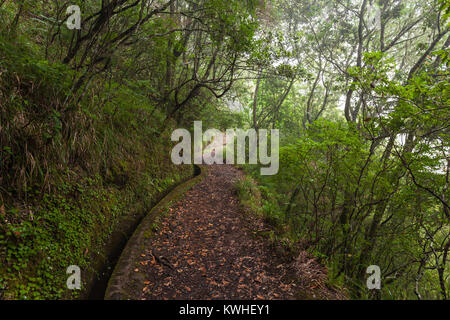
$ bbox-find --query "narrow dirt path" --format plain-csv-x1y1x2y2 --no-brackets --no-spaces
131,165,299,300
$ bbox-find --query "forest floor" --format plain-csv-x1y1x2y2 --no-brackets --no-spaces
126,165,344,300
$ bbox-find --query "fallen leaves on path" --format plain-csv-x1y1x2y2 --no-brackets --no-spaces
127,165,341,300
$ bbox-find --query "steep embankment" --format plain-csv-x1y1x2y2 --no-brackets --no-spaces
0,34,195,300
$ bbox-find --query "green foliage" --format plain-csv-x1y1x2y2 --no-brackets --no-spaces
1,0,448,301
0,175,119,299
241,112,449,299
0,10,197,298
233,0,450,300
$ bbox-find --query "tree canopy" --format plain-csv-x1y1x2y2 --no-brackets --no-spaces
0,0,448,300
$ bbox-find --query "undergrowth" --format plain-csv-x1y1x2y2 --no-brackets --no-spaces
0,33,193,299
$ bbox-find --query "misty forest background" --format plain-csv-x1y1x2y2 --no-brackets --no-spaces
0,0,449,300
